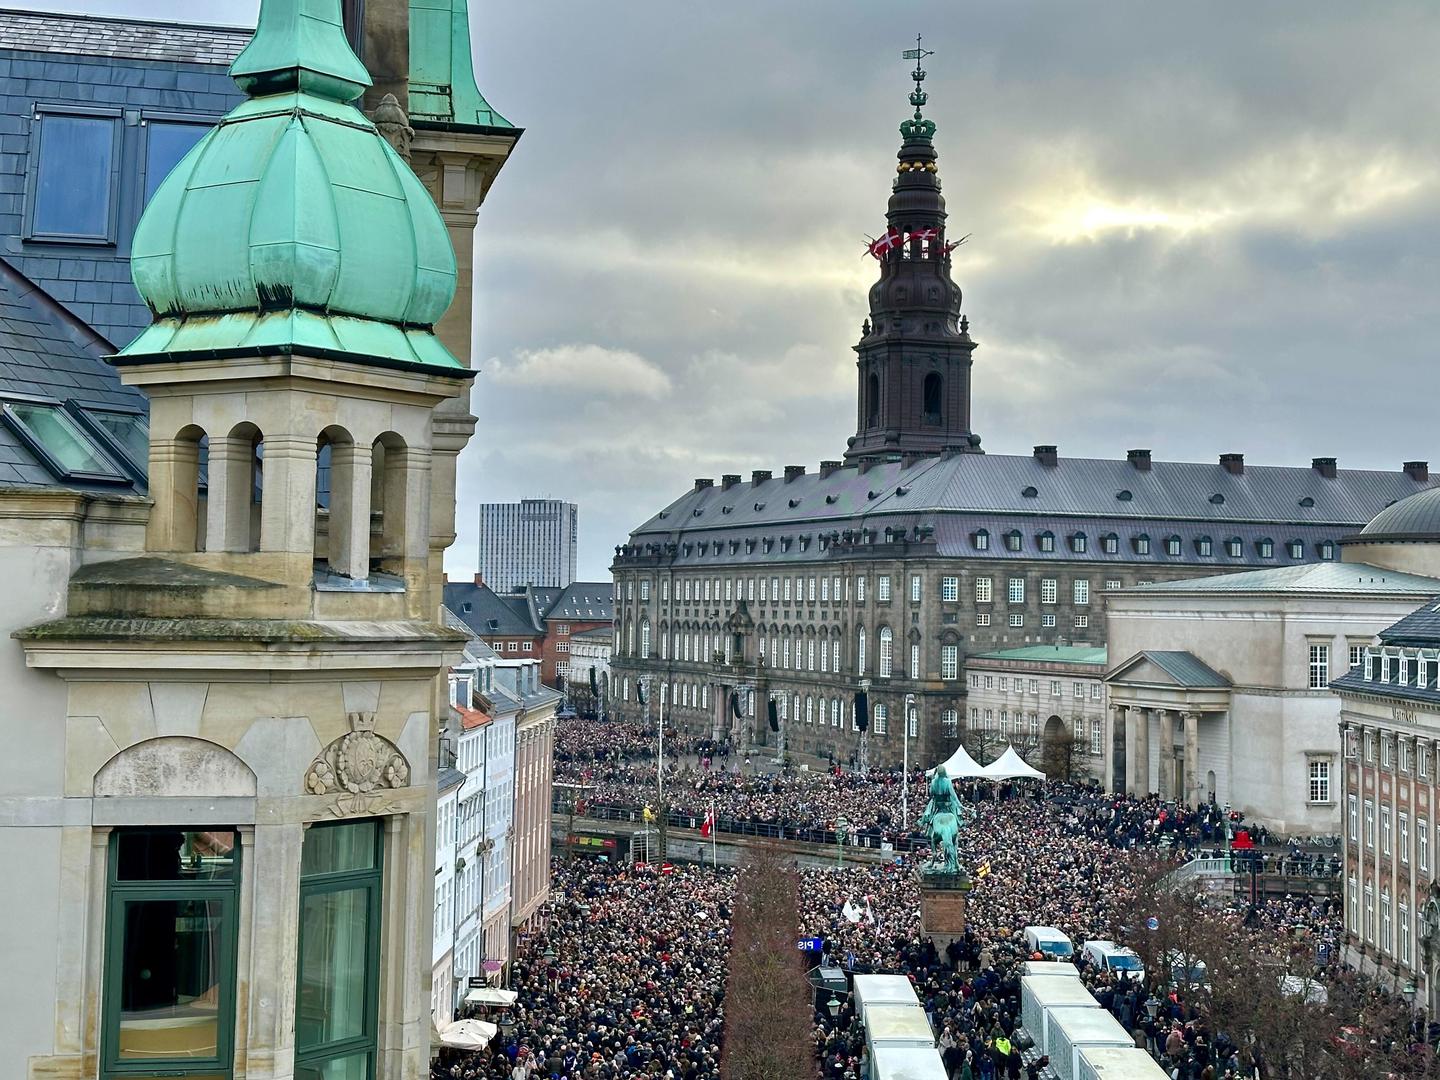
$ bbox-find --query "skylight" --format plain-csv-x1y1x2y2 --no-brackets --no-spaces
3,400,126,482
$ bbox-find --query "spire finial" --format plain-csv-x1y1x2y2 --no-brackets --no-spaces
902,34,933,120
229,0,372,103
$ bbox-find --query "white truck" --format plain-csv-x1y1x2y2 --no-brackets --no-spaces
870,1044,949,1080
1019,975,1099,1055
1076,1045,1171,1080
853,973,922,1024
1047,1007,1135,1080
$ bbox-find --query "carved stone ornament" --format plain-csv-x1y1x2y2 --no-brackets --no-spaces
305,712,411,800
370,92,414,163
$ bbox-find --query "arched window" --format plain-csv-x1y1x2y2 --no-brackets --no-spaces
160,424,206,553
922,372,942,425
857,628,867,673
879,626,894,678
806,695,814,725
866,372,880,427
831,698,841,727
640,619,651,659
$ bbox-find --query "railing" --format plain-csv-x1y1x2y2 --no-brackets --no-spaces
552,794,925,852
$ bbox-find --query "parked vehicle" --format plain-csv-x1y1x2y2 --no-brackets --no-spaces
1024,925,1075,960
1080,940,1145,983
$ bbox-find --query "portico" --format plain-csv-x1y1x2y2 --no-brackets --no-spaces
1105,651,1232,806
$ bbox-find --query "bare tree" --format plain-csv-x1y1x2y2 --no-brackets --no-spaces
959,723,1008,765
720,844,817,1080
1041,728,1091,782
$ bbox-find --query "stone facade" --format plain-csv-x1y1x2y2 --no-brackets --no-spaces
963,647,1108,776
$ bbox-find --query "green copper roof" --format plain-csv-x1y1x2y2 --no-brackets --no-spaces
971,646,1109,666
408,0,515,129
119,0,463,374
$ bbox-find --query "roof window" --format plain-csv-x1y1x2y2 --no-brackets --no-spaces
72,405,148,474
2,399,127,483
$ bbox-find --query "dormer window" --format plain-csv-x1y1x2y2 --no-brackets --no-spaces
1286,539,1304,559
1132,534,1151,556
1257,538,1274,559
1319,540,1336,560
972,529,990,551
1070,532,1087,554
1196,536,1213,557
1101,533,1119,554
1224,537,1243,558
1004,530,1023,552
1164,535,1182,557
1037,531,1055,552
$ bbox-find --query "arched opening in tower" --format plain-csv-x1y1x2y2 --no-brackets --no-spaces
923,371,943,426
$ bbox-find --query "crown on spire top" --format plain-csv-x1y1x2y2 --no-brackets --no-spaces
899,34,937,142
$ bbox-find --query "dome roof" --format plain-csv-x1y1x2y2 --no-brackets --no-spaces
120,0,461,373
1358,486,1440,541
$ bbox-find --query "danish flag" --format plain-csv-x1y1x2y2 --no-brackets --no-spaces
867,227,903,259
700,809,714,838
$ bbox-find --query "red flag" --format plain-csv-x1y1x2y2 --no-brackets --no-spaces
867,227,903,259
909,227,937,243
661,862,675,875
700,809,714,838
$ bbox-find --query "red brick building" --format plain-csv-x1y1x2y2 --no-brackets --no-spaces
444,577,612,689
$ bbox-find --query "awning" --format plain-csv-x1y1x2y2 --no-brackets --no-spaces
439,1018,497,1050
463,986,518,1007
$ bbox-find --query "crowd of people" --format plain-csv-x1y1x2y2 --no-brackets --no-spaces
434,715,1363,1079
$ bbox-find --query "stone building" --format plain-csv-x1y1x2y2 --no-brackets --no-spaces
1105,555,1440,834
0,2,517,1078
443,576,612,687
1332,489,1440,1011
607,73,1435,770
963,646,1108,776
566,625,613,717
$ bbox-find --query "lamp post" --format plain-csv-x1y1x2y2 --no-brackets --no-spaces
904,693,916,829
859,678,872,779
836,815,849,871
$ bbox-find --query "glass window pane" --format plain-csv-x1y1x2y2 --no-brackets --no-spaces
296,886,372,1049
115,898,225,1061
297,1050,372,1080
34,114,113,236
301,821,378,877
6,402,120,477
145,121,208,204
88,409,150,466
116,830,237,882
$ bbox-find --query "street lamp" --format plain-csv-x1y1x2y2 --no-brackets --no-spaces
1143,997,1160,1022
826,994,842,1019
903,693,917,829
542,945,557,964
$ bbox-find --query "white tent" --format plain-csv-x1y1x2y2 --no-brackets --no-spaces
438,1018,498,1050
463,986,518,1008
979,744,1046,780
926,742,988,779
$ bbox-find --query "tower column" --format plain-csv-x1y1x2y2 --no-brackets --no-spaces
258,433,318,555
327,442,373,579
1183,711,1201,807
1134,708,1151,796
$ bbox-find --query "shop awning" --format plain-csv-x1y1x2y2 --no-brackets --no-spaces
463,986,518,1007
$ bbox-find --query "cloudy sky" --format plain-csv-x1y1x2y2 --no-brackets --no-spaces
17,1,1440,579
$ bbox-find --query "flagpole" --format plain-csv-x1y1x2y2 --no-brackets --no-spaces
710,800,717,867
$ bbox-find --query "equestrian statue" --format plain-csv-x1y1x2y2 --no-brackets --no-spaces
917,765,970,877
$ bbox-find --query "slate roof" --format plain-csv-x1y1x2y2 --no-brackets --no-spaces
1111,650,1231,688
443,582,542,638
571,626,613,641
544,581,614,621
972,645,1108,666
0,256,146,493
1127,561,1440,597
437,766,466,793
625,453,1436,570
1372,598,1440,648
1356,487,1440,542
0,8,251,65
1331,600,1440,704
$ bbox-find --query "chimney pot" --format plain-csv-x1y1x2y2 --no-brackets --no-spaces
1405,460,1430,482
693,477,714,491
1127,449,1152,471
783,465,806,482
1311,457,1337,479
1033,444,1058,467
819,460,842,477
473,572,484,586
721,473,741,490
1220,453,1245,475
751,470,771,486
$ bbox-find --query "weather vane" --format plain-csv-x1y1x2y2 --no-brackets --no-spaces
902,33,933,118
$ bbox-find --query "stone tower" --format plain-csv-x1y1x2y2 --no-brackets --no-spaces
845,54,978,462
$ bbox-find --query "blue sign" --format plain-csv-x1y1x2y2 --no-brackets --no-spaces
1146,917,1160,931
797,937,825,952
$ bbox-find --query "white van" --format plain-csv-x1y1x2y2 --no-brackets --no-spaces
1023,925,1075,960
1163,950,1208,990
1080,940,1145,983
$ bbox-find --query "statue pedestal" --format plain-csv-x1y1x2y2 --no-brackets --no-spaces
919,871,972,954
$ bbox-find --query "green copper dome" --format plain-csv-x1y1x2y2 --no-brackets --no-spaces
120,0,462,373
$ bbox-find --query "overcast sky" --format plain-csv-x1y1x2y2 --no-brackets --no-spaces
16,1,1440,581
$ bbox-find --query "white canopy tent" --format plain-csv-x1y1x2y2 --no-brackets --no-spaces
438,1018,498,1050
979,744,1046,781
926,742,987,779
463,986,518,1008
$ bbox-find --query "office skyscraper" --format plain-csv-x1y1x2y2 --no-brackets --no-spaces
478,499,578,591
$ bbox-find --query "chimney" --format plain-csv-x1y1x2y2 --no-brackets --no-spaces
1405,461,1430,482
784,465,806,482
1220,453,1244,475
1127,449,1152,472
721,473,741,490
819,460,842,478
1033,444,1058,467
751,470,771,485
473,572,485,586
901,452,924,470
1311,457,1337,479
693,477,714,491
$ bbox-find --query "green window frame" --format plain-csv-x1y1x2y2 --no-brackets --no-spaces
101,828,241,1080
295,820,384,1080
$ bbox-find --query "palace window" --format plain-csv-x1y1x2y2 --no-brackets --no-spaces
1308,759,1331,804
1105,579,1122,590
1041,614,1056,628
1133,534,1151,555
976,613,990,627
1007,578,1025,604
975,577,992,603
1287,540,1304,559
878,575,892,601
1319,540,1336,560
1074,614,1088,629
857,629,866,672
856,576,866,602
1348,795,1359,841
1257,538,1274,558
941,645,958,680
1308,644,1329,689
1382,805,1392,855
909,643,920,679
1073,580,1089,604
821,577,830,602
878,627,893,677
873,703,888,735
1165,535,1182,556
941,576,959,601
1041,578,1057,604
911,575,922,602
1009,613,1024,627
1102,534,1119,554
1400,813,1410,863
808,577,817,603
1038,531,1055,553
1196,536,1213,557
640,580,651,601
973,529,990,551
1420,820,1430,873
1070,533,1088,553
942,708,959,738
102,829,241,1079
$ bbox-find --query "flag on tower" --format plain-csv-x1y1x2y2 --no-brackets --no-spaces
867,227,903,259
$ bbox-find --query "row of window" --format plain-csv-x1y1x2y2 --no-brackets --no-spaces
967,709,1105,753
1350,727,1440,780
974,576,1098,605
1358,646,1440,693
970,674,1104,700
970,528,1336,561
0,396,149,485
1348,876,1414,966
1349,797,1432,872
627,572,1117,608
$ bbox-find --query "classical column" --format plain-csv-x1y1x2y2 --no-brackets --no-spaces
1134,707,1150,795
1183,711,1201,807
1161,709,1178,800
1105,704,1123,793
